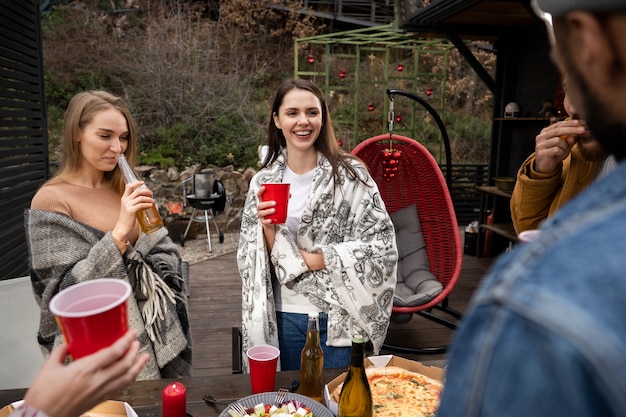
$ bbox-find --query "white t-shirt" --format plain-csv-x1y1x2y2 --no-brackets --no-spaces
597,154,618,179
273,165,322,314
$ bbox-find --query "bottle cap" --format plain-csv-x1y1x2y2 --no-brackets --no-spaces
352,334,364,343
308,312,319,318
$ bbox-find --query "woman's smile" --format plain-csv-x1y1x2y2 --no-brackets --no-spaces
273,88,322,154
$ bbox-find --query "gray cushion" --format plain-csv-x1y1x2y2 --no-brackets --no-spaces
391,205,443,307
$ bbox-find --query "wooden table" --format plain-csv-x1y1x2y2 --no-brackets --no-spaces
0,369,344,417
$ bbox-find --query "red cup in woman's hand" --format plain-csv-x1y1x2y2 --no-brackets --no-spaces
261,183,290,224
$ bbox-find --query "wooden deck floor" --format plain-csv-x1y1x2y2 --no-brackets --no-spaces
187,250,494,377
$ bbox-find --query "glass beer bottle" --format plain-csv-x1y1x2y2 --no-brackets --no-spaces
338,334,372,417
300,312,324,402
116,154,163,234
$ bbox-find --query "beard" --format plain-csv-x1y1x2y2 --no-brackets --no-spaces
577,134,608,162
563,58,626,161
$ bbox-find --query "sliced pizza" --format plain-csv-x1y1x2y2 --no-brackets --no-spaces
331,366,443,417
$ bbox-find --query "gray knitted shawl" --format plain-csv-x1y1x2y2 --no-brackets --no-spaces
237,151,397,371
25,209,192,380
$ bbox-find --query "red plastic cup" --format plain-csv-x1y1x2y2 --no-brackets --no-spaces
518,229,541,244
247,344,280,394
261,183,290,224
49,279,132,359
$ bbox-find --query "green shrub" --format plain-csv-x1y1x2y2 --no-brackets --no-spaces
446,111,491,163
41,1,491,170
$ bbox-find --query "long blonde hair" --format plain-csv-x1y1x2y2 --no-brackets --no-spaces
48,90,139,194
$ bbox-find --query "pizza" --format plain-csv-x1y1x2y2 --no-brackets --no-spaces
331,366,443,417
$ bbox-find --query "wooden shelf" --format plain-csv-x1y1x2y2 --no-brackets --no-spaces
481,223,518,242
476,185,519,255
476,185,512,199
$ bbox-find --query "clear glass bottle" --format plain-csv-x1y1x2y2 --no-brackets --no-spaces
300,312,324,402
116,154,163,234
338,334,372,417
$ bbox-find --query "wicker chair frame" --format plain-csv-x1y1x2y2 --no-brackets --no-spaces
352,133,463,354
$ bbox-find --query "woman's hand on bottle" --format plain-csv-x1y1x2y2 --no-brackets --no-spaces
113,181,153,247
119,181,153,221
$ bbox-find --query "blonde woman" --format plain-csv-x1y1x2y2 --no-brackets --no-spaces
25,91,191,380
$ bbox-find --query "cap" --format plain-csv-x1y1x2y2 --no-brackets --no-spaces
535,0,626,17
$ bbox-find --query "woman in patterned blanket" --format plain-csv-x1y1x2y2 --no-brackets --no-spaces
237,79,397,371
25,91,191,380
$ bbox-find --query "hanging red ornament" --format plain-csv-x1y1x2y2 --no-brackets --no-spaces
367,102,375,112
395,114,402,123
337,139,343,147
397,63,404,72
426,88,433,96
381,148,401,180
307,54,315,64
339,69,346,79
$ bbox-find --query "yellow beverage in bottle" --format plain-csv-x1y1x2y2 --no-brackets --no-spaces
136,203,163,234
300,312,324,402
117,154,163,234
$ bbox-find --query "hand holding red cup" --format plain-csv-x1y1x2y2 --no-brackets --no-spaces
49,279,132,359
261,183,290,224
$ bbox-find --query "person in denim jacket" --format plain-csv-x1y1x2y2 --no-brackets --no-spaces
438,1,626,415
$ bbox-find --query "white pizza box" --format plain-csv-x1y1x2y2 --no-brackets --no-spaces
0,400,138,417
323,354,445,416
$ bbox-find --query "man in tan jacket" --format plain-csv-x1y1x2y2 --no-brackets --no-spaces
510,91,615,233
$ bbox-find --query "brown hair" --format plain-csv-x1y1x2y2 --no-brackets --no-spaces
48,90,138,194
263,78,367,186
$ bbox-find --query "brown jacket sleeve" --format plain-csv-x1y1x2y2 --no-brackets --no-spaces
510,144,599,234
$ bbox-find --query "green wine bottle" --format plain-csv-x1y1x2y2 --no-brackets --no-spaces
338,334,372,417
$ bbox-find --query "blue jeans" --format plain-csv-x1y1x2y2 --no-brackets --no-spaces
276,311,351,371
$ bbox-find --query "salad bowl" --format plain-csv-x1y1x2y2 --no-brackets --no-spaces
218,392,333,417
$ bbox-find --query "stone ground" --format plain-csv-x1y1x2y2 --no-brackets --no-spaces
177,230,240,265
